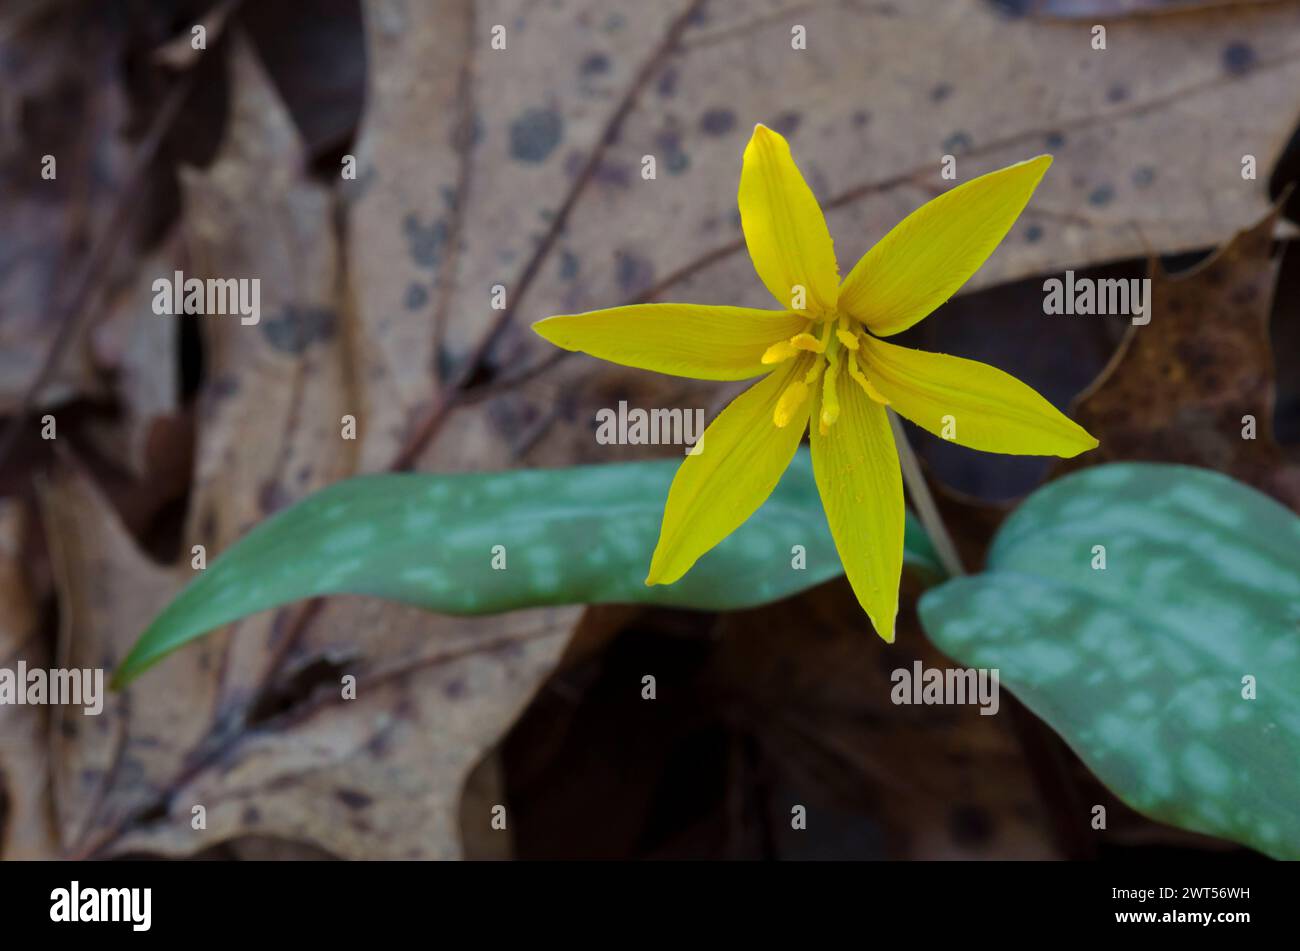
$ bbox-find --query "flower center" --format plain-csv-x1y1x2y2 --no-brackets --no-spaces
763,313,890,432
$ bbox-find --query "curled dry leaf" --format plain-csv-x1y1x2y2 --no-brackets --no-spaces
1063,201,1300,509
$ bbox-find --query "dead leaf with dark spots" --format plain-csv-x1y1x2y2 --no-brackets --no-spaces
417,0,1300,480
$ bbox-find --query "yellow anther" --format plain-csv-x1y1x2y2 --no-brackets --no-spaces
847,355,890,405
820,355,842,429
862,378,890,404
789,332,825,353
761,340,799,364
835,315,859,351
773,380,809,428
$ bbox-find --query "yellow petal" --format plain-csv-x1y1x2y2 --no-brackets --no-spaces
533,304,808,381
860,336,1098,457
739,124,840,315
838,155,1052,336
647,357,811,585
810,379,903,642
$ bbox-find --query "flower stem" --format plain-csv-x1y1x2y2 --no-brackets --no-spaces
888,410,966,578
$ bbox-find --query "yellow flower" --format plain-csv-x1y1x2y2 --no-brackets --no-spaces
534,124,1097,641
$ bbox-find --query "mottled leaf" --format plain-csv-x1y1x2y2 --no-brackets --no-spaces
920,462,1300,859
117,449,942,685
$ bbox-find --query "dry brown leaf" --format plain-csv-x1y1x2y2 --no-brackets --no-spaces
345,0,703,470
0,8,133,411
151,0,238,71
709,584,1063,860
492,584,1064,859
360,0,1300,471
40,454,571,861
28,33,579,862
40,464,193,856
343,0,475,470
1008,0,1287,18
87,235,184,478
0,498,59,858
109,602,568,861
1063,201,1300,508
167,31,354,720
518,0,1300,322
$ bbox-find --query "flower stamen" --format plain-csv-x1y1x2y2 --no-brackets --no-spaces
835,314,859,351
773,379,809,427
803,358,826,386
847,352,890,405
761,340,799,364
820,352,841,433
789,332,825,353
762,317,835,366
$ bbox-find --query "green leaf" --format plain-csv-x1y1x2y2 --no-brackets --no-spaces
116,448,942,686
919,462,1300,859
